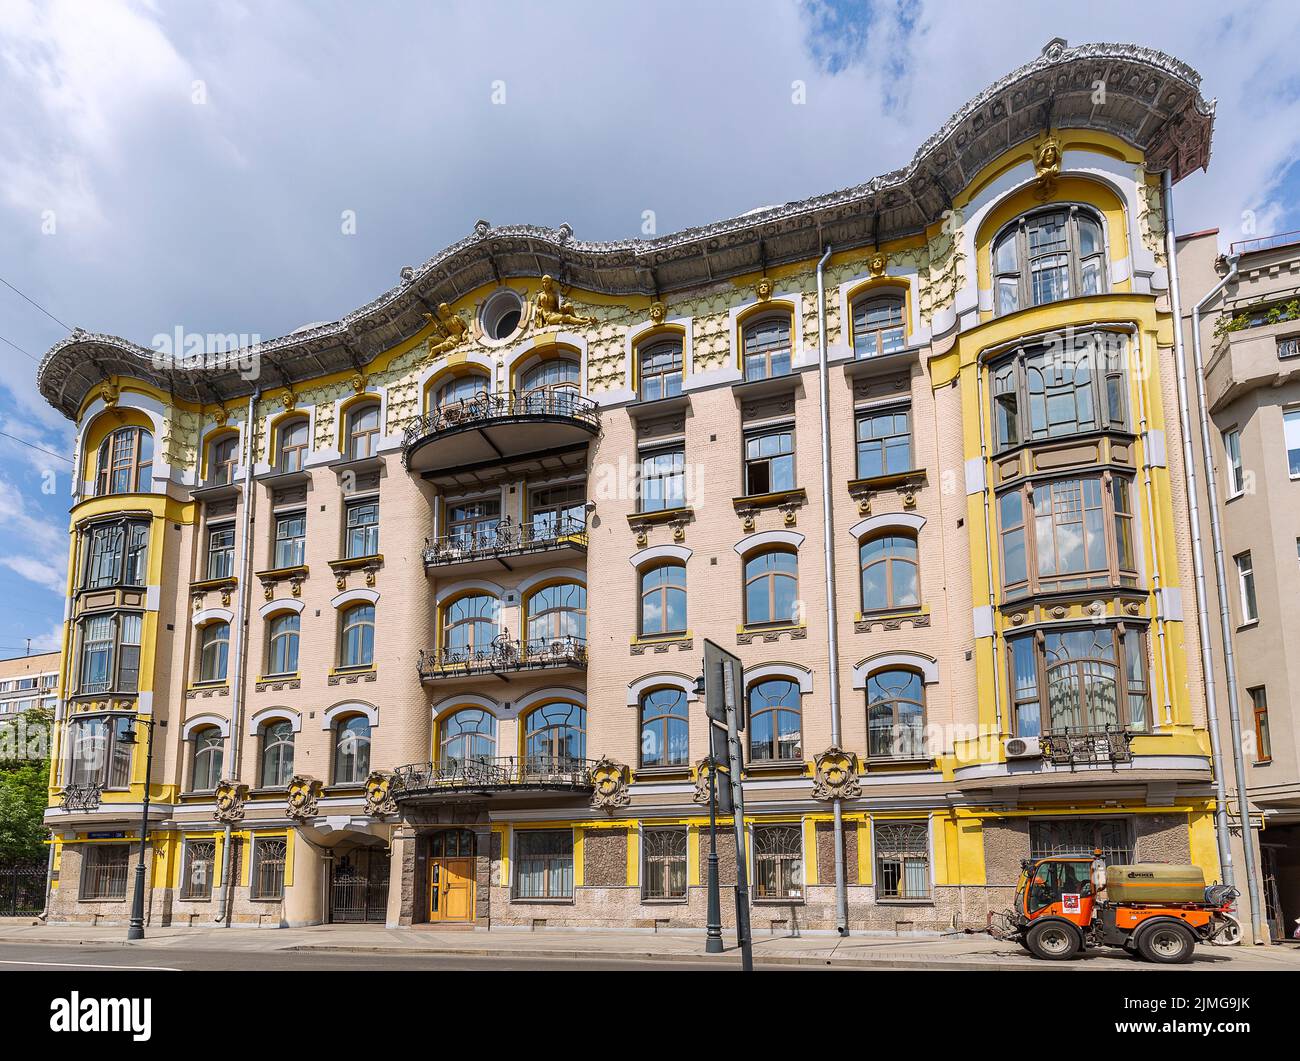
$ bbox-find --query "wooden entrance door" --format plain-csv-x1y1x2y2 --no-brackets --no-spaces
427,829,476,923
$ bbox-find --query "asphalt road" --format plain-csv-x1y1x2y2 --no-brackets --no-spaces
0,942,835,972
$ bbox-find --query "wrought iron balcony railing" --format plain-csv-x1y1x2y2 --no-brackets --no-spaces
423,514,588,568
417,633,587,680
392,755,596,798
401,389,600,464
1040,726,1133,768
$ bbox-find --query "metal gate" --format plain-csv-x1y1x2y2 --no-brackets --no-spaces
0,859,46,917
329,847,389,923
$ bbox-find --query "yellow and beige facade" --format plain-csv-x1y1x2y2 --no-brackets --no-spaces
36,39,1227,933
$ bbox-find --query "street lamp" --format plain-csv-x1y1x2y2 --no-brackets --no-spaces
117,715,157,941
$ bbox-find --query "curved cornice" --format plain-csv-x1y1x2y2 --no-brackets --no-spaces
37,40,1213,421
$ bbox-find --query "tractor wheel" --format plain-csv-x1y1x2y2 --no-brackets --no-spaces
1025,920,1080,961
1136,921,1196,965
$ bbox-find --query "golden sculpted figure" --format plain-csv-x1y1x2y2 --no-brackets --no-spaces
422,302,469,357
1034,136,1062,199
533,274,597,328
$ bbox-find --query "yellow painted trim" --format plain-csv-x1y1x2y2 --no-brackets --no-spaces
802,817,818,886
572,827,584,887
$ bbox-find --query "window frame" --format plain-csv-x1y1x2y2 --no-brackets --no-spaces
205,522,235,580
250,837,288,900
747,678,803,764
525,581,586,646
208,434,240,486
189,726,225,793
1286,408,1300,479
439,708,496,768
513,829,575,900
259,720,296,788
1250,686,1272,763
179,838,218,900
439,593,498,661
859,532,920,613
641,826,689,901
752,823,803,901
276,416,310,472
80,842,131,901
741,311,793,382
272,510,306,570
1235,551,1258,624
332,713,372,785
1223,427,1245,497
345,400,381,461
65,714,135,790
851,291,906,358
866,668,927,761
266,611,301,677
637,444,686,514
75,612,143,696
1007,624,1151,737
992,204,1108,316
340,602,376,669
95,426,153,496
743,425,795,497
637,337,684,401
197,620,230,684
854,405,913,480
638,686,689,769
638,562,687,638
742,547,799,628
82,518,149,591
344,498,380,559
874,819,932,901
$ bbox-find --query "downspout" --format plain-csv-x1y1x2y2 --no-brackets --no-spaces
815,244,849,937
1186,248,1265,940
1166,171,1235,890
216,388,260,925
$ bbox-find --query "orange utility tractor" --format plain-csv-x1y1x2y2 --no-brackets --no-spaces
991,855,1239,963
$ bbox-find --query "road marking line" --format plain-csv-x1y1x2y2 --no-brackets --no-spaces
0,958,180,971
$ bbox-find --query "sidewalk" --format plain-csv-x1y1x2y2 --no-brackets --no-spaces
3,918,1299,970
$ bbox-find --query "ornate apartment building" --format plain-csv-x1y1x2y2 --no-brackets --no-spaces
37,40,1225,934
1177,229,1300,942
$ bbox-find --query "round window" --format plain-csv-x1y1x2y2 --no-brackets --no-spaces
481,288,524,341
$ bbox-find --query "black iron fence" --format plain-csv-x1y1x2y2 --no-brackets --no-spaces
392,755,596,798
0,859,45,916
1040,726,1133,768
417,634,587,679
423,514,588,567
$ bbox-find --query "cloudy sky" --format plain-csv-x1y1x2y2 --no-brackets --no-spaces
1,0,1299,657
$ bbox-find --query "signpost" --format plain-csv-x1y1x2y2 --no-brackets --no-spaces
701,639,752,972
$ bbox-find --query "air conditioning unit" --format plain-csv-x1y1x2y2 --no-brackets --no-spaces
1004,736,1043,760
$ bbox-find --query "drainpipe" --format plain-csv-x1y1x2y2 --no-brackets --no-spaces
1167,173,1236,892
1185,247,1265,941
814,244,849,936
216,388,261,925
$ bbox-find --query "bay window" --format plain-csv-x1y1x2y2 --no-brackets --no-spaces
66,715,134,788
84,519,148,590
95,426,153,496
989,330,1128,451
1008,625,1150,736
998,473,1137,597
76,612,142,694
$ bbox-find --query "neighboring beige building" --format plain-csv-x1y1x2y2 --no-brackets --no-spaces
1178,228,1300,941
36,40,1226,935
0,650,59,719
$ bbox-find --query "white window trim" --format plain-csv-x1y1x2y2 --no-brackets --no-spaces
181,714,230,740
626,671,700,707
852,652,939,688
321,700,378,730
247,706,301,737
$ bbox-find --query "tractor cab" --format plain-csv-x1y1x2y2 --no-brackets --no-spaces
1016,856,1099,929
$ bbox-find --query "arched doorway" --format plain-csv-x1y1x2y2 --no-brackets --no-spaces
427,828,476,923
329,842,390,923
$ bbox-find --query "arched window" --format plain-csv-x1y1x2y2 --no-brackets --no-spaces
993,206,1107,315
260,719,295,787
747,679,802,763
440,593,499,662
434,373,488,410
440,708,496,768
520,358,580,414
190,726,224,792
208,434,239,486
638,338,683,400
639,687,688,768
198,621,230,683
333,714,372,784
277,416,309,472
851,292,905,358
345,401,381,460
860,533,920,612
340,603,375,668
266,612,300,676
96,426,153,496
639,562,686,637
524,701,586,770
742,312,792,381
867,669,926,759
526,582,586,646
743,548,798,627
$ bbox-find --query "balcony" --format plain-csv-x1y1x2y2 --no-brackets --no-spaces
392,755,596,801
402,390,600,486
423,514,588,574
417,634,587,682
1040,727,1134,769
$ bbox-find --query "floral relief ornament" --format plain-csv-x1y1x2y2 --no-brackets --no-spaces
589,757,630,810
285,775,322,820
363,771,397,816
812,746,861,800
213,780,248,823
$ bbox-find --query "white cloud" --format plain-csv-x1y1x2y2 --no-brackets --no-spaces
0,476,66,552
0,554,67,596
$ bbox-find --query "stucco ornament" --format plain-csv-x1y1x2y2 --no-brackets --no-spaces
868,252,887,278
422,303,470,357
99,382,119,408
279,389,297,411
1033,135,1063,200
691,758,723,805
754,276,774,301
812,746,861,801
210,404,229,427
648,300,667,325
363,771,397,816
213,780,249,823
589,757,630,810
534,274,597,328
285,775,323,820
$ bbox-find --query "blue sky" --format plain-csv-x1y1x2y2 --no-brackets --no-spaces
2,0,1300,656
